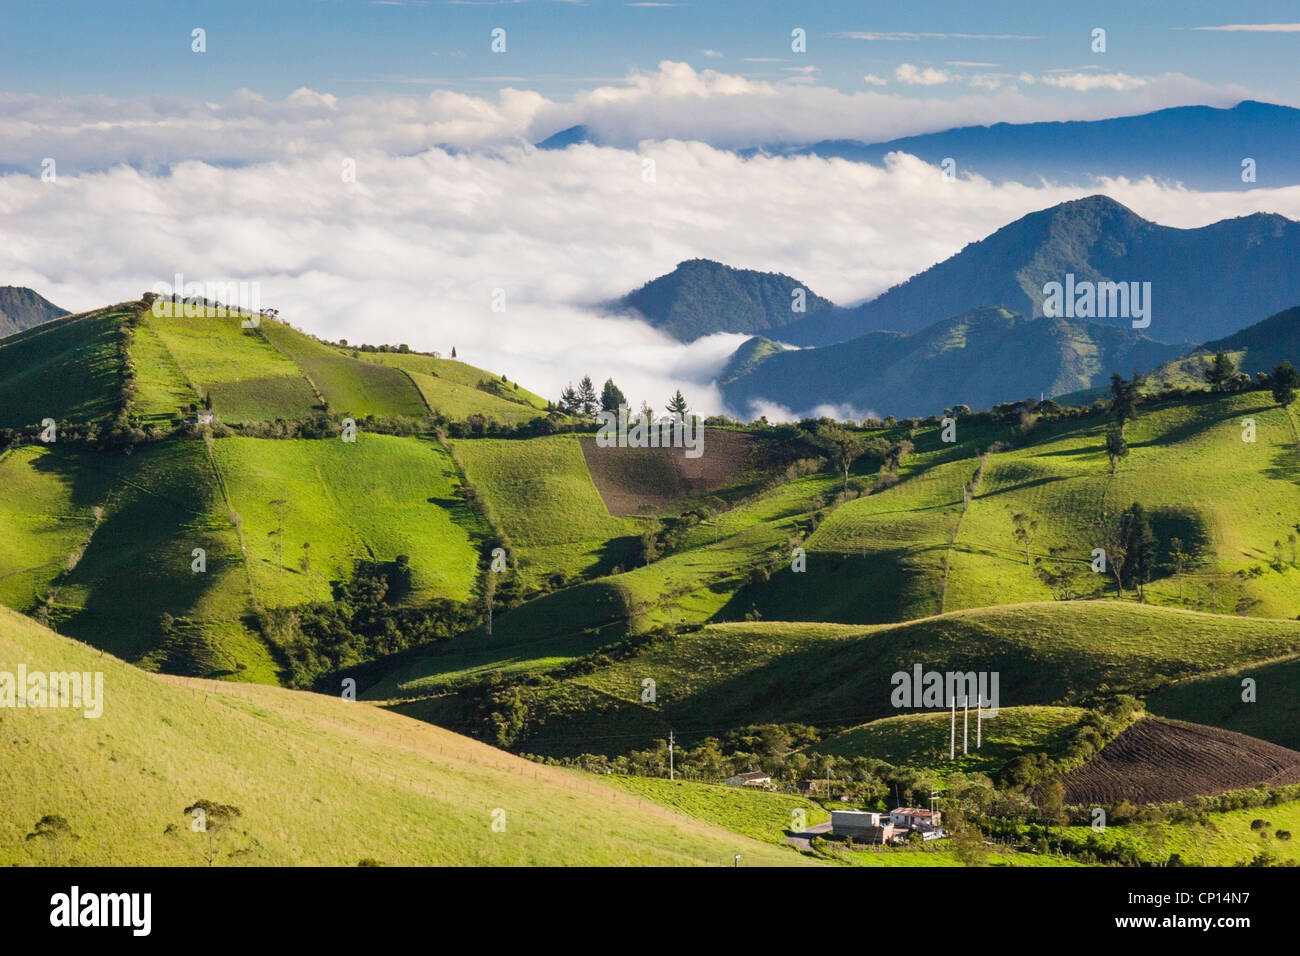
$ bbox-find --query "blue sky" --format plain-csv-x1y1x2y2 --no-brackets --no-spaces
2,0,1298,102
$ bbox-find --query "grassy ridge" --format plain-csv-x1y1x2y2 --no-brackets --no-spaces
0,305,130,428
0,606,805,866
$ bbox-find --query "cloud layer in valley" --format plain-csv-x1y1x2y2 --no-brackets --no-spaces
6,138,1300,420
1,61,1296,420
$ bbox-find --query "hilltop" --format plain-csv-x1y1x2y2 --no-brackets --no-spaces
606,258,836,342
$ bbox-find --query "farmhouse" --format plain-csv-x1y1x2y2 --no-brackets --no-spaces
725,770,771,788
830,810,902,844
890,807,943,831
195,410,216,425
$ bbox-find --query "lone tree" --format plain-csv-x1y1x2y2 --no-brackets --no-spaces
815,424,866,493
558,382,580,414
1204,351,1236,392
1168,536,1189,602
1110,370,1141,428
177,800,243,867
666,389,689,418
600,378,627,413
26,814,79,864
1121,503,1158,601
1105,426,1129,474
577,375,599,416
1098,508,1129,598
1272,360,1300,408
1011,511,1038,566
268,498,290,570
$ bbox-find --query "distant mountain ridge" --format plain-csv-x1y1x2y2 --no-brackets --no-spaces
777,195,1300,347
0,286,67,337
772,101,1300,192
720,305,1188,420
536,101,1300,192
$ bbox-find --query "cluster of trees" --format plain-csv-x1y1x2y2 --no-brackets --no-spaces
1205,351,1300,407
257,557,476,689
555,375,691,421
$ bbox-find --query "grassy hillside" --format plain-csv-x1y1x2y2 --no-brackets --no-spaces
0,305,131,429
256,322,429,419
749,391,1300,624
144,302,320,422
361,351,550,424
452,435,646,588
814,705,1088,777
40,438,276,681
378,602,1300,756
0,607,805,866
1147,653,1300,750
212,434,487,606
0,445,117,613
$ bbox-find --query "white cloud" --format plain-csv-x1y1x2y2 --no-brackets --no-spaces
1041,72,1149,92
1190,23,1300,32
6,142,1300,420
699,49,723,57
0,62,1265,172
862,74,888,86
894,63,955,86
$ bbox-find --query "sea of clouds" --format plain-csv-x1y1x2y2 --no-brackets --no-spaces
2,63,1296,419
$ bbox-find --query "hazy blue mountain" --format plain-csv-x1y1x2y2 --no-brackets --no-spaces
776,195,1300,347
0,286,68,337
535,125,598,150
607,258,836,341
760,101,1300,192
721,305,1188,420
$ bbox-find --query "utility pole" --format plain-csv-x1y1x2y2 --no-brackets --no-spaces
950,694,955,759
668,729,674,781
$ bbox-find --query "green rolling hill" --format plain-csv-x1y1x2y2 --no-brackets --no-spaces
0,606,804,866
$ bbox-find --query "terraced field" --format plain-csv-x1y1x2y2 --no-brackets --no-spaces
361,351,549,424
257,322,429,419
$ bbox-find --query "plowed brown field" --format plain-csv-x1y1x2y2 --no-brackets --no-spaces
1060,717,1300,806
579,429,754,515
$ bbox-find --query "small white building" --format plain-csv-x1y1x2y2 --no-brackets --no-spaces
196,410,216,425
890,807,943,831
725,770,771,788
